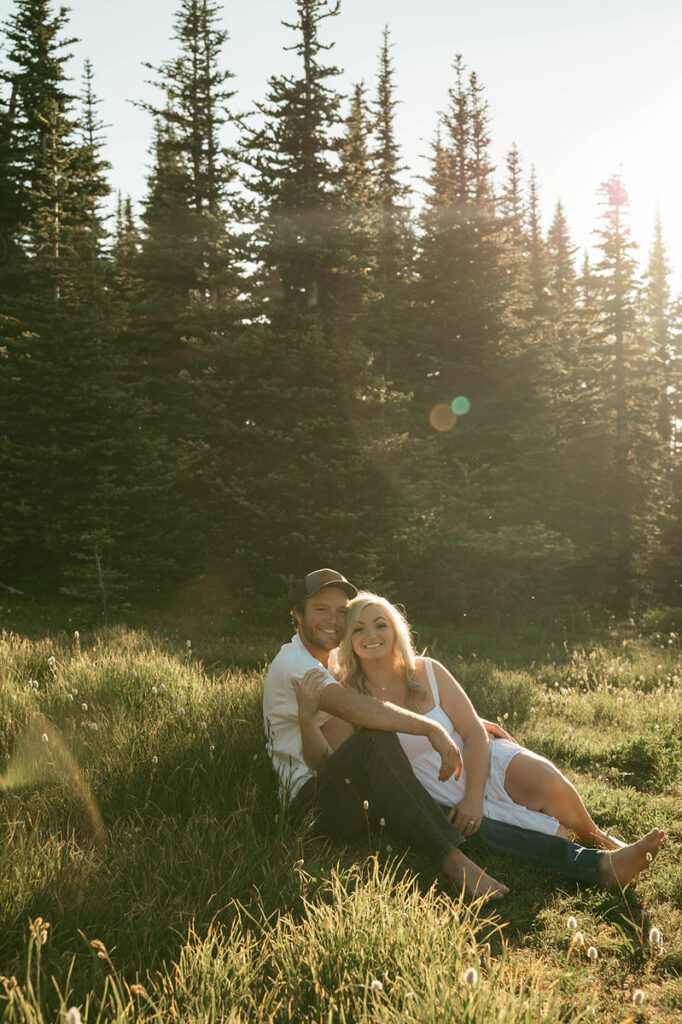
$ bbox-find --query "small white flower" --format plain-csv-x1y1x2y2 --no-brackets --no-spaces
649,926,661,947
152,755,158,764
252,753,258,760
5,752,10,760
10,694,16,703
48,656,55,666
32,680,39,690
632,989,645,1006
73,631,80,640
480,942,491,960
587,946,598,961
186,640,191,649
210,744,215,751
344,778,351,784
369,979,383,993
66,693,73,702
567,916,578,931
151,686,157,695
177,707,185,717
90,723,98,732
65,1008,82,1024
160,683,166,692
82,703,88,712
462,967,478,987
386,844,392,853
573,931,585,946
41,733,49,744
363,800,369,810
73,688,78,695
502,712,509,720
379,817,385,827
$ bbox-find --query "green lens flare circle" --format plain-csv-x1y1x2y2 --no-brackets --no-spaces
451,396,471,416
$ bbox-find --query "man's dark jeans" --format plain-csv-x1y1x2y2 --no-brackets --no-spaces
291,728,602,884
292,728,462,865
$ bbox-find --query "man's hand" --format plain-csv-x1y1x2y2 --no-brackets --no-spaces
448,794,484,836
427,724,463,782
481,718,514,742
291,668,327,720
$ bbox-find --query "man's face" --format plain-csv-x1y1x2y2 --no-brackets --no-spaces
296,586,349,657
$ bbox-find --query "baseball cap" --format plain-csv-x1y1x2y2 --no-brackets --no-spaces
294,568,357,604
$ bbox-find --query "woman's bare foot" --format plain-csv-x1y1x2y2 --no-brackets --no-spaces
592,827,627,851
596,828,665,889
442,847,510,900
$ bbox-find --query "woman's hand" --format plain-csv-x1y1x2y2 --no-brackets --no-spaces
448,795,484,837
292,667,327,720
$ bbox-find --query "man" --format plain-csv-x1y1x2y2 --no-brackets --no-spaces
263,568,664,894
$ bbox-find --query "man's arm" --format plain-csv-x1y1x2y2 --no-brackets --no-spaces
318,683,462,782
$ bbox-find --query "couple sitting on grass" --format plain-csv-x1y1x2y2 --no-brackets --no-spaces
263,568,664,899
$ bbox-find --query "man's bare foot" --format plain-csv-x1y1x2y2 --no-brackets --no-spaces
442,847,510,900
596,828,665,889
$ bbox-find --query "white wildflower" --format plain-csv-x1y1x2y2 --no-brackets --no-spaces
41,733,49,744
363,800,369,810
152,755,158,764
587,946,598,961
48,656,55,666
82,703,88,712
90,723,98,732
345,778,351,784
462,967,478,987
502,712,509,720
177,707,185,717
65,1008,82,1024
386,844,393,853
10,694,16,703
66,693,73,702
73,688,78,695
379,817,385,827
186,640,191,649
151,686,157,695
573,931,585,946
160,683,166,692
566,916,578,931
632,989,645,1006
649,926,661,947
73,631,79,640
369,979,383,993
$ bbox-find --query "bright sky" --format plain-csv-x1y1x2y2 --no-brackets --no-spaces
2,0,681,283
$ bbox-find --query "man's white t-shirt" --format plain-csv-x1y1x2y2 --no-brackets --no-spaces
263,633,339,798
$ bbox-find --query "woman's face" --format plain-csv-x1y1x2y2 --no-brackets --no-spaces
350,604,395,662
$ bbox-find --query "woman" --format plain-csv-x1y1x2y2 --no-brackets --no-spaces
298,592,650,852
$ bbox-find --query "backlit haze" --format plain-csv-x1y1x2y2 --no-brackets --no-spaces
2,0,681,282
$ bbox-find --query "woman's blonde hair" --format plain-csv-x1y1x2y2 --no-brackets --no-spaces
338,592,426,709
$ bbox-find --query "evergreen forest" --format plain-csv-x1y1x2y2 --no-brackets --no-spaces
1,0,680,623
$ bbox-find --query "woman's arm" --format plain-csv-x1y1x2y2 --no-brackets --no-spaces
292,668,354,769
292,668,333,769
427,659,490,836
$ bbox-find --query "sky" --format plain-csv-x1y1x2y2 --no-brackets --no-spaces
2,0,682,282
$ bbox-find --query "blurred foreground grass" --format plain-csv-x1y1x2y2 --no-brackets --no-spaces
0,613,680,1022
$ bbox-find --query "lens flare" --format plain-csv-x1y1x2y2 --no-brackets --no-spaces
451,396,471,416
429,404,457,432
1,713,107,853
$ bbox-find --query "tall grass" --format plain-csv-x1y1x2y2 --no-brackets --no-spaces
0,619,680,1022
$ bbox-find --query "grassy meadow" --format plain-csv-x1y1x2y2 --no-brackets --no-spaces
0,608,680,1022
